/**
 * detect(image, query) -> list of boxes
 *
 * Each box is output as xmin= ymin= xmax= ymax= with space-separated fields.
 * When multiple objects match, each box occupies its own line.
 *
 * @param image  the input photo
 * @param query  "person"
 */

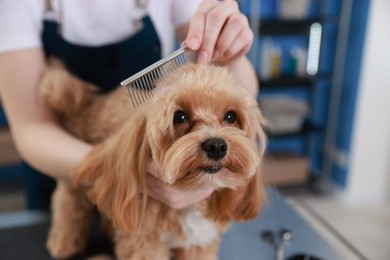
xmin=0 ymin=0 xmax=258 ymax=210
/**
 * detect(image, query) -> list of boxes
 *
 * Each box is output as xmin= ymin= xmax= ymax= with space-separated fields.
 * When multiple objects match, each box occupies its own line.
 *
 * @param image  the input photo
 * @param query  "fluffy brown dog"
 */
xmin=39 ymin=62 xmax=267 ymax=259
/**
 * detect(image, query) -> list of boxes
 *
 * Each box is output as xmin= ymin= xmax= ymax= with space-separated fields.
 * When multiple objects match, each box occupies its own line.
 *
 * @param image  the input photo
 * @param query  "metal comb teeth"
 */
xmin=121 ymin=47 xmax=196 ymax=108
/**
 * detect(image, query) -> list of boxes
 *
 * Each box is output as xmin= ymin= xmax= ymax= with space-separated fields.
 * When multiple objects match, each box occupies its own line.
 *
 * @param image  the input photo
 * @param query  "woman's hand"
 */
xmin=146 ymin=160 xmax=214 ymax=209
xmin=184 ymin=0 xmax=254 ymax=64
xmin=175 ymin=0 xmax=258 ymax=96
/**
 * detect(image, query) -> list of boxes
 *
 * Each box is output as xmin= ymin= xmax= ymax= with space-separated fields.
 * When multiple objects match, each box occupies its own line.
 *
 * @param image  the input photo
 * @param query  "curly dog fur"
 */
xmin=39 ymin=62 xmax=267 ymax=259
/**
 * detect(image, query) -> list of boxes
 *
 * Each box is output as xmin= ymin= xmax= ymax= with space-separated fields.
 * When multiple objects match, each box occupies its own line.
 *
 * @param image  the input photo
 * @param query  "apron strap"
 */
xmin=45 ymin=0 xmax=53 ymax=12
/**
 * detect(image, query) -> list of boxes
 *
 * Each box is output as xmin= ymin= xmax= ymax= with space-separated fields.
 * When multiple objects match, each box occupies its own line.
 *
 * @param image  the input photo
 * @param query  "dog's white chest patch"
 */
xmin=160 ymin=207 xmax=218 ymax=248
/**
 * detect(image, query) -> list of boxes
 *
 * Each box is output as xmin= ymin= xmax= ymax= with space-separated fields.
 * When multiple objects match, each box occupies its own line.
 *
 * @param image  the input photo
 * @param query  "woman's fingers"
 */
xmin=214 ymin=13 xmax=253 ymax=62
xmin=185 ymin=0 xmax=215 ymax=50
xmin=199 ymin=1 xmax=239 ymax=63
xmin=185 ymin=0 xmax=244 ymax=64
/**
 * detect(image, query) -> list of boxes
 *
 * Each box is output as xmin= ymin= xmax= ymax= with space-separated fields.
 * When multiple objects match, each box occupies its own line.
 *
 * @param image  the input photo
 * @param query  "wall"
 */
xmin=329 ymin=0 xmax=370 ymax=187
xmin=342 ymin=0 xmax=390 ymax=204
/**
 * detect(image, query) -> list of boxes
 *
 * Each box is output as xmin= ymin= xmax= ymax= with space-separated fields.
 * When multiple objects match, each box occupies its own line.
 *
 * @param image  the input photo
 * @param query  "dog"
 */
xmin=39 ymin=62 xmax=267 ymax=259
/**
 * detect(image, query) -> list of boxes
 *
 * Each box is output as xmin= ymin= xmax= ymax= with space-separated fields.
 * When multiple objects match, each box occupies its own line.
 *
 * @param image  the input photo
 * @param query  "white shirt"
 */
xmin=0 ymin=0 xmax=201 ymax=57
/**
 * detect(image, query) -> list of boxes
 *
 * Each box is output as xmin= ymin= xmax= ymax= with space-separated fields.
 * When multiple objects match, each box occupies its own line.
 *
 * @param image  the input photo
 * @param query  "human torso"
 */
xmin=0 ymin=0 xmax=201 ymax=56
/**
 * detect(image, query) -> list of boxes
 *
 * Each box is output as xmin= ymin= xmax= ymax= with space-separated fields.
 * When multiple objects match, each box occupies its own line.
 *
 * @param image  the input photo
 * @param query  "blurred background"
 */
xmin=244 ymin=0 xmax=390 ymax=259
xmin=0 ymin=0 xmax=389 ymax=259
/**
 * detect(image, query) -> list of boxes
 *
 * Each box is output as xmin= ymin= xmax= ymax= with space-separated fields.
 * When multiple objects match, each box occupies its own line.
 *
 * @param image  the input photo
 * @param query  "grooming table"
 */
xmin=0 ymin=189 xmax=356 ymax=260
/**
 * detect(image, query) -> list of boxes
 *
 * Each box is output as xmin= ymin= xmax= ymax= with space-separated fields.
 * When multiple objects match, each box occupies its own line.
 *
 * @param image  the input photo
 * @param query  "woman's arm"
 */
xmin=0 ymin=48 xmax=213 ymax=209
xmin=0 ymin=48 xmax=92 ymax=183
xmin=224 ymin=56 xmax=258 ymax=98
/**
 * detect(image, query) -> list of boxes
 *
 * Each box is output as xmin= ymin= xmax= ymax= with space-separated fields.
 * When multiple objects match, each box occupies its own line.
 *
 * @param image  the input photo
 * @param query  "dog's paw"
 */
xmin=46 ymin=231 xmax=85 ymax=259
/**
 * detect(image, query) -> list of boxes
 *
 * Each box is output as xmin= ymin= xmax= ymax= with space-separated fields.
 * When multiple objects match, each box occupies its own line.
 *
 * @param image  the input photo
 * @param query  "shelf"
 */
xmin=267 ymin=129 xmax=308 ymax=139
xmin=259 ymin=18 xmax=321 ymax=35
xmin=265 ymin=121 xmax=324 ymax=139
xmin=263 ymin=152 xmax=309 ymax=186
xmin=260 ymin=76 xmax=315 ymax=88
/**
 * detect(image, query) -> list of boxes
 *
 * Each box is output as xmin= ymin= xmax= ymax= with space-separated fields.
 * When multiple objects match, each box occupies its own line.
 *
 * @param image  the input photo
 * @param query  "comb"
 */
xmin=120 ymin=47 xmax=197 ymax=108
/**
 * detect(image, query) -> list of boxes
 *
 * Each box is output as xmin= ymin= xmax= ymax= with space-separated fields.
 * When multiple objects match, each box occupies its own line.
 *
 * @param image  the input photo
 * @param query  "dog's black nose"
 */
xmin=202 ymin=138 xmax=227 ymax=160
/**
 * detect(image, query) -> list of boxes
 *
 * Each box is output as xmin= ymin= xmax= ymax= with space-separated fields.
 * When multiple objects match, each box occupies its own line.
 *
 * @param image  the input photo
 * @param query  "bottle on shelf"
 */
xmin=270 ymin=46 xmax=282 ymax=78
xmin=259 ymin=37 xmax=282 ymax=80
xmin=288 ymin=47 xmax=308 ymax=78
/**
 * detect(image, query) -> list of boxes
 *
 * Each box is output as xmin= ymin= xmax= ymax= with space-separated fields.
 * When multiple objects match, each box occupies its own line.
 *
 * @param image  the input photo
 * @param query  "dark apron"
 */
xmin=24 ymin=16 xmax=162 ymax=210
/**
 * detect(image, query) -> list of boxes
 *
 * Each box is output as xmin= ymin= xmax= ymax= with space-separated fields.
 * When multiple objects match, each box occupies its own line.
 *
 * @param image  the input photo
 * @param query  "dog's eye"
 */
xmin=224 ymin=111 xmax=236 ymax=124
xmin=173 ymin=110 xmax=188 ymax=124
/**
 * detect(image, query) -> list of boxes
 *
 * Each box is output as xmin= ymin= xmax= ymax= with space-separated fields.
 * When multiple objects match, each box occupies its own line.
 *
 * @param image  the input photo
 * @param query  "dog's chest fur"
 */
xmin=160 ymin=207 xmax=218 ymax=248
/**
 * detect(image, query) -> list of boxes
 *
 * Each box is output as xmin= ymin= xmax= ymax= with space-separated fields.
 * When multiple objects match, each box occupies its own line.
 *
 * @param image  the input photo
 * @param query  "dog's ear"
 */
xmin=242 ymin=101 xmax=268 ymax=159
xmin=73 ymin=112 xmax=149 ymax=235
xmin=208 ymin=167 xmax=264 ymax=222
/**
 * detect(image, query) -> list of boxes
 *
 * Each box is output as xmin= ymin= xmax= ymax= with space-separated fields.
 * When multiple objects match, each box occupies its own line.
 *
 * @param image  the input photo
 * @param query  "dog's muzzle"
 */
xmin=201 ymin=137 xmax=227 ymax=161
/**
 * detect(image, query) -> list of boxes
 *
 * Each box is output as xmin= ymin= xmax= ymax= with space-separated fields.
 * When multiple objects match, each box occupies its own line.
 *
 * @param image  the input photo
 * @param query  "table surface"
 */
xmin=0 ymin=189 xmax=349 ymax=260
